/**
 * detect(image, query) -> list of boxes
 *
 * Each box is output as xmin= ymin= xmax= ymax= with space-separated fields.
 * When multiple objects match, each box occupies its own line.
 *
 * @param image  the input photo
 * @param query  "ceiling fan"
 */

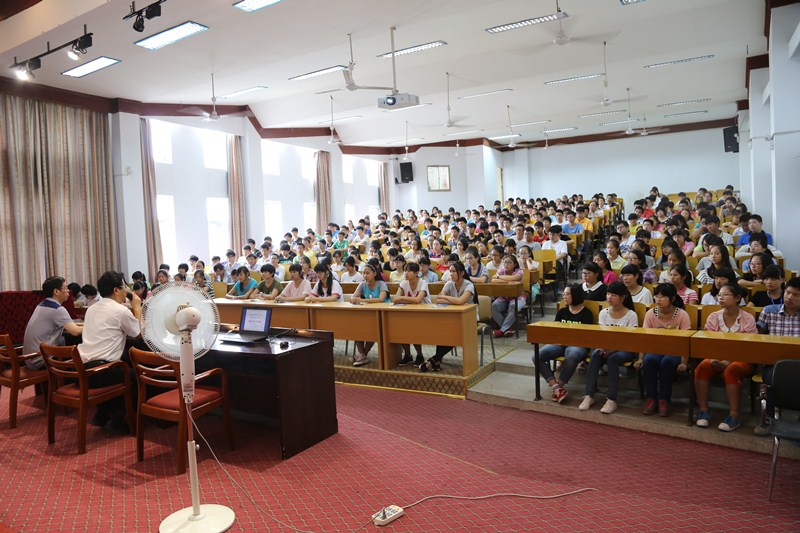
xmin=203 ymin=73 xmax=220 ymax=121
xmin=595 ymin=41 xmax=645 ymax=108
xmin=317 ymin=33 xmax=394 ymax=95
xmin=327 ymin=96 xmax=343 ymax=145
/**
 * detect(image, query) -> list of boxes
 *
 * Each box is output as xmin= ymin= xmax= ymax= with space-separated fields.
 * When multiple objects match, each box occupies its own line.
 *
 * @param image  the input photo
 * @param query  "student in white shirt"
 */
xmin=542 ymin=224 xmax=568 ymax=274
xmin=339 ymin=256 xmax=365 ymax=283
xmin=393 ymin=262 xmax=431 ymax=366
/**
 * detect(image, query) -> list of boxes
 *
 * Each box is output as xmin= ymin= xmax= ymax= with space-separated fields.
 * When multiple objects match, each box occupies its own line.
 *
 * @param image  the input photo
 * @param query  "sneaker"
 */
xmin=414 ymin=354 xmax=425 ymax=366
xmin=398 ymin=354 xmax=414 ymax=366
xmin=658 ymin=399 xmax=671 ymax=417
xmin=754 ymin=421 xmax=771 ymax=436
xmin=696 ymin=411 xmax=711 ymax=428
xmin=600 ymin=399 xmax=617 ymax=414
xmin=578 ymin=395 xmax=595 ymax=411
xmin=552 ymin=386 xmax=568 ymax=404
xmin=353 ymin=355 xmax=369 ymax=367
xmin=718 ymin=416 xmax=742 ymax=432
xmin=503 ymin=329 xmax=515 ymax=338
xmin=642 ymin=398 xmax=657 ymax=415
xmin=493 ymin=329 xmax=504 ymax=338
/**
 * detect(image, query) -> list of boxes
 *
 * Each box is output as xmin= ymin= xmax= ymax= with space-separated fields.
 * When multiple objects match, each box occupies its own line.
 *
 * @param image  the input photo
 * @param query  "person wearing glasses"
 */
xmin=77 ymin=271 xmax=142 ymax=429
xmin=22 ymin=276 xmax=84 ymax=370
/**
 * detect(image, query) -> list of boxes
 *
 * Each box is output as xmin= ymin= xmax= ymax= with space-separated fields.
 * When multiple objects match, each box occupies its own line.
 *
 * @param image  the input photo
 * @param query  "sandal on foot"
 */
xmin=419 ymin=359 xmax=441 ymax=373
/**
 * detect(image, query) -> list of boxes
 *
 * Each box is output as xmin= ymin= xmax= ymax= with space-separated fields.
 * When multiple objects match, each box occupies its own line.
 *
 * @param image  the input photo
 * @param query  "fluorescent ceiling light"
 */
xmin=383 ymin=103 xmax=433 ymax=113
xmin=289 ymin=65 xmax=347 ymax=81
xmin=599 ymin=118 xmax=640 ymax=126
xmin=620 ymin=0 xmax=646 ymax=4
xmin=544 ymin=73 xmax=604 ymax=85
xmin=511 ymin=120 xmax=550 ymax=127
xmin=62 ymin=56 xmax=120 ymax=77
xmin=232 ymin=0 xmax=282 ymax=12
xmin=377 ymin=41 xmax=447 ymax=59
xmin=486 ymin=12 xmax=568 ymax=34
xmin=644 ymin=54 xmax=714 ymax=69
xmin=134 ymin=22 xmax=208 ymax=50
xmin=541 ymin=127 xmax=577 ymax=134
xmin=219 ymin=86 xmax=267 ymax=99
xmin=317 ymin=115 xmax=362 ymax=124
xmin=387 ymin=138 xmax=423 ymax=145
xmin=657 ymin=98 xmax=711 ymax=107
xmin=444 ymin=129 xmax=482 ymax=136
xmin=458 ymin=89 xmax=513 ymax=100
xmin=664 ymin=110 xmax=709 ymax=118
xmin=578 ymin=109 xmax=626 ymax=118
xmin=489 ymin=133 xmax=522 ymax=140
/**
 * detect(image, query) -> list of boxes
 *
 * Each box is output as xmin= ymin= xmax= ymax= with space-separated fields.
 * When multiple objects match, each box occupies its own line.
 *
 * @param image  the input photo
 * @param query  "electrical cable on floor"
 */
xmin=191 ymin=417 xmax=596 ymax=532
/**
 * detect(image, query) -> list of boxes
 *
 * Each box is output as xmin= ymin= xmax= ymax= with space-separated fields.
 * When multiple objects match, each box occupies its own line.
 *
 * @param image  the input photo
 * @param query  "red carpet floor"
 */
xmin=0 ymin=384 xmax=798 ymax=532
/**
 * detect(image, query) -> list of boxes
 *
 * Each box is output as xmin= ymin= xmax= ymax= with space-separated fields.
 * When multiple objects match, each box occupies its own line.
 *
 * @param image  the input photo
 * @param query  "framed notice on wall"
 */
xmin=427 ymin=165 xmax=450 ymax=192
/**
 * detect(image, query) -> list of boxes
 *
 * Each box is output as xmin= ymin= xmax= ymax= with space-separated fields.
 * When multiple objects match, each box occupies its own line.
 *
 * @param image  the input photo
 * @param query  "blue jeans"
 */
xmin=585 ymin=349 xmax=636 ymax=400
xmin=642 ymin=353 xmax=682 ymax=402
xmin=535 ymin=344 xmax=589 ymax=384
xmin=491 ymin=296 xmax=525 ymax=332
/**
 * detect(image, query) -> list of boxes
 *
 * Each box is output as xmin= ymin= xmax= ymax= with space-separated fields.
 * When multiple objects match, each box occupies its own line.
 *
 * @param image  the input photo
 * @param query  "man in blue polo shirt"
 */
xmin=23 ymin=276 xmax=83 ymax=370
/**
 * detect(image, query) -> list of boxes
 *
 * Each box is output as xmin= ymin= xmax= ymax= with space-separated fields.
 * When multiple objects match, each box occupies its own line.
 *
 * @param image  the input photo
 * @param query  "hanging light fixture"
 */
xmin=507 ymin=105 xmax=518 ymax=148
xmin=454 ymin=139 xmax=460 ymax=157
xmin=403 ymin=120 xmax=410 ymax=160
xmin=543 ymin=133 xmax=550 ymax=149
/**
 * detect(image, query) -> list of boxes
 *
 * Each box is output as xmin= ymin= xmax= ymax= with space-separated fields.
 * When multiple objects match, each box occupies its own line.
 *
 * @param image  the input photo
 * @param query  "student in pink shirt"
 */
xmin=637 ymin=283 xmax=692 ymax=417
xmin=669 ymin=264 xmax=698 ymax=305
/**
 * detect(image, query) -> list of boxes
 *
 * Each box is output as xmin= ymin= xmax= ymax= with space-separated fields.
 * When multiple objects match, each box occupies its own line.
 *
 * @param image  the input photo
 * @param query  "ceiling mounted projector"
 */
xmin=378 ymin=92 xmax=419 ymax=110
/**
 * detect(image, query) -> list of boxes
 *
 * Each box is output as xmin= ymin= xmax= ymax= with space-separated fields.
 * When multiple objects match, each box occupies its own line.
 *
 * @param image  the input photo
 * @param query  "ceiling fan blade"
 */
xmin=350 ymin=84 xmax=394 ymax=91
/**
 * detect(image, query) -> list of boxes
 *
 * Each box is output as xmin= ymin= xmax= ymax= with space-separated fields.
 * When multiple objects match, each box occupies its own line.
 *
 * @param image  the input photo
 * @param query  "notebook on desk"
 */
xmin=221 ymin=306 xmax=272 ymax=344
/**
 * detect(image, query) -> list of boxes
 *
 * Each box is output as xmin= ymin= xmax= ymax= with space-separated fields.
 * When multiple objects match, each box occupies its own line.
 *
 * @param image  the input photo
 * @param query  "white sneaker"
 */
xmin=600 ymin=399 xmax=618 ymax=414
xmin=578 ymin=395 xmax=595 ymax=411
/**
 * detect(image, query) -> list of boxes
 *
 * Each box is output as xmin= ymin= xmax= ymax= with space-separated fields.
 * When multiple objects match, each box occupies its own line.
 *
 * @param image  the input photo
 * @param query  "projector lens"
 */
xmin=385 ymin=96 xmax=396 ymax=106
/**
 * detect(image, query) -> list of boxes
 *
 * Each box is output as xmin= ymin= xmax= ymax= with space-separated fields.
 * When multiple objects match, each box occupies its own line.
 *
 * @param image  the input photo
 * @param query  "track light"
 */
xmin=15 ymin=58 xmax=40 ymax=81
xmin=133 ymin=14 xmax=145 ymax=32
xmin=10 ymin=27 xmax=91 ymax=81
xmin=124 ymin=1 xmax=165 ymax=32
xmin=66 ymin=34 xmax=92 ymax=60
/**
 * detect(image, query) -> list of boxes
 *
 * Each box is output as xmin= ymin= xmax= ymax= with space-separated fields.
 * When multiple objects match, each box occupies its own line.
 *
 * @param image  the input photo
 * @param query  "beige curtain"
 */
xmin=315 ymin=151 xmax=331 ymax=233
xmin=379 ymin=161 xmax=390 ymax=214
xmin=0 ymin=94 xmax=118 ymax=290
xmin=139 ymin=118 xmax=162 ymax=280
xmin=227 ymin=135 xmax=246 ymax=251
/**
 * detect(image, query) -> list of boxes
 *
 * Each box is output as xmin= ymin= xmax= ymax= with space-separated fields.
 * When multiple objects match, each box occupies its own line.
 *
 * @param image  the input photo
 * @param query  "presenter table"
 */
xmin=198 ymin=328 xmax=338 ymax=460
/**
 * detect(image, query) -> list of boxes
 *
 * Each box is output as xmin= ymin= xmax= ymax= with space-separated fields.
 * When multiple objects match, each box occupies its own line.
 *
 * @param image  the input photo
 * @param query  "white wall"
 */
xmin=389 ymin=146 xmax=470 ymax=213
xmin=528 ymin=128 xmax=739 ymax=203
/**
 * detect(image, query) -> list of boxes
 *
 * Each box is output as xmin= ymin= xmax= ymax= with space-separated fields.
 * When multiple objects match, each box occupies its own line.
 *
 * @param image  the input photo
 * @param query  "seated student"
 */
xmin=176 ymin=263 xmax=191 ymax=280
xmin=748 ymin=265 xmax=785 ymax=307
xmin=753 ymin=277 xmax=800 ymax=436
xmin=542 ymin=224 xmax=569 ymax=276
xmin=211 ymin=263 xmax=231 ymax=284
xmin=242 ymin=253 xmax=260 ymax=274
xmin=268 ymin=254 xmax=286 ymax=281
xmin=440 ymin=253 xmax=460 ymax=282
xmin=695 ymin=284 xmax=757 ymax=432
xmin=626 ymin=249 xmax=658 ymax=285
xmin=404 ymin=238 xmax=423 ymax=262
xmin=420 ymin=261 xmax=477 ymax=373
xmin=491 ymin=254 xmax=525 ymax=337
xmin=579 ymin=282 xmax=638 ymax=414
xmin=339 ymin=256 xmax=365 ymax=283
xmin=620 ymin=264 xmax=654 ymax=305
xmin=329 ymin=249 xmax=346 ymax=278
xmin=531 ymin=220 xmax=548 ymax=244
xmin=464 ymin=246 xmax=489 ymax=283
xmin=736 ymin=213 xmax=773 ymax=247
xmin=255 ymin=264 xmax=282 ymax=300
xmin=76 ymin=284 xmax=102 ymax=308
xmin=192 ymin=270 xmax=215 ymax=297
xmin=535 ymin=283 xmax=594 ymax=404
xmin=306 ymin=263 xmax=344 ymax=303
xmin=23 ymin=276 xmax=84 ymax=370
xmin=278 ymin=243 xmax=295 ymax=264
xmin=594 ymin=251 xmax=617 ymax=285
xmin=629 ymin=239 xmax=656 ymax=270
xmin=637 ymin=283 xmax=692 ymax=417
xmin=349 ymin=247 xmax=368 ymax=272
xmin=225 ymin=267 xmax=257 ymax=300
xmin=700 ymin=268 xmax=740 ymax=305
xmin=738 ymin=251 xmax=768 ymax=290
xmin=275 ymin=263 xmax=313 ymax=303
xmin=696 ymin=243 xmax=736 ymax=285
xmin=350 ymin=264 xmax=390 ymax=366
xmin=131 ymin=271 xmax=150 ymax=290
xmin=393 ymin=262 xmax=432 ymax=366
xmin=418 ymin=256 xmax=439 ymax=283
xmin=428 ymin=237 xmax=446 ymax=259
xmin=67 ymin=282 xmax=82 ymax=301
xmin=668 ymin=264 xmax=699 ymax=305
xmin=383 ymin=247 xmax=400 ymax=272
xmin=173 ymin=273 xmax=187 ymax=282
xmin=658 ymin=248 xmax=688 ymax=284
xmin=671 ymin=228 xmax=695 ymax=257
xmin=736 ymin=234 xmax=782 ymax=269
xmin=581 ymin=262 xmax=607 ymax=302
xmin=516 ymin=244 xmax=540 ymax=272
xmin=485 ymin=246 xmax=504 ymax=273
xmin=389 ymin=254 xmax=407 ymax=283
xmin=605 ymin=239 xmax=626 ymax=270
xmin=298 ymin=255 xmax=318 ymax=284
xmin=132 ymin=281 xmax=149 ymax=302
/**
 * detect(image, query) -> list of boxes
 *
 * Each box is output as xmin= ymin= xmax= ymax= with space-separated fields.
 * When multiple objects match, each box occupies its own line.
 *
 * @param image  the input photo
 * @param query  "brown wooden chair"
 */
xmin=130 ymin=347 xmax=234 ymax=474
xmin=0 ymin=334 xmax=49 ymax=428
xmin=39 ymin=343 xmax=133 ymax=454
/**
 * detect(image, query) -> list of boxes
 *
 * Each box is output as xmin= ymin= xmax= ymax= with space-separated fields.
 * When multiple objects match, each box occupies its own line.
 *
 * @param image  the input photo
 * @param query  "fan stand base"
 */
xmin=159 ymin=504 xmax=235 ymax=533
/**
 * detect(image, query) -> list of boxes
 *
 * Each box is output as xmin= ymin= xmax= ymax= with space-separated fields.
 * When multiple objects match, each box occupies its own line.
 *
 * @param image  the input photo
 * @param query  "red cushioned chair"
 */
xmin=0 ymin=334 xmax=49 ymax=428
xmin=39 ymin=343 xmax=133 ymax=454
xmin=130 ymin=347 xmax=234 ymax=474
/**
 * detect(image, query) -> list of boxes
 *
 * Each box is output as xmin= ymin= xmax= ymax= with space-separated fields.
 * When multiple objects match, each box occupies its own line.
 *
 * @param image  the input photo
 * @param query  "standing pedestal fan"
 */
xmin=142 ymin=281 xmax=235 ymax=533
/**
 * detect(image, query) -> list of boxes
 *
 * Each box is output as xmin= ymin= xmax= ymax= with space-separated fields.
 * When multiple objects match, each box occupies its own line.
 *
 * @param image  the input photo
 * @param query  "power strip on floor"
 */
xmin=372 ymin=505 xmax=405 ymax=526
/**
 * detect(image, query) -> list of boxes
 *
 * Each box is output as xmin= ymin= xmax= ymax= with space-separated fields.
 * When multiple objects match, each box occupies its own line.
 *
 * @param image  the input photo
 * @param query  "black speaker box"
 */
xmin=723 ymin=126 xmax=739 ymax=153
xmin=399 ymin=162 xmax=414 ymax=183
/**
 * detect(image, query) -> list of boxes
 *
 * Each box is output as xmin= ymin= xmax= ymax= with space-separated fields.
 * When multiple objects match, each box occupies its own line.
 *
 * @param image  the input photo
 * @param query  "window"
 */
xmin=303 ymin=202 xmax=316 ymax=233
xmin=264 ymin=200 xmax=283 ymax=242
xmin=344 ymin=203 xmax=355 ymax=224
xmin=366 ymin=159 xmax=381 ymax=187
xmin=199 ymin=129 xmax=228 ymax=171
xmin=368 ymin=205 xmax=380 ymax=222
xmin=156 ymin=195 xmax=178 ymax=269
xmin=150 ymin=120 xmax=173 ymax=164
xmin=206 ymin=198 xmax=230 ymax=258
xmin=427 ymin=165 xmax=451 ymax=192
xmin=261 ymin=140 xmax=282 ymax=176
xmin=342 ymin=155 xmax=354 ymax=184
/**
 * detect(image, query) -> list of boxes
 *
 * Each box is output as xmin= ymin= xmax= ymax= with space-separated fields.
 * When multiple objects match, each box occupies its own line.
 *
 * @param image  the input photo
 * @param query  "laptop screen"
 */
xmin=239 ymin=307 xmax=272 ymax=334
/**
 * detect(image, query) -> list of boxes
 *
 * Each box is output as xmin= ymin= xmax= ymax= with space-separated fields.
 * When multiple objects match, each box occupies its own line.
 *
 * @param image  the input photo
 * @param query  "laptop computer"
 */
xmin=222 ymin=306 xmax=272 ymax=344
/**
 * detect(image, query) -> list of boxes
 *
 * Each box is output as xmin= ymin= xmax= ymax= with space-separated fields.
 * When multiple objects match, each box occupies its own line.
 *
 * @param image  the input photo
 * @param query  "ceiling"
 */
xmin=0 ymin=0 xmax=767 ymax=147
